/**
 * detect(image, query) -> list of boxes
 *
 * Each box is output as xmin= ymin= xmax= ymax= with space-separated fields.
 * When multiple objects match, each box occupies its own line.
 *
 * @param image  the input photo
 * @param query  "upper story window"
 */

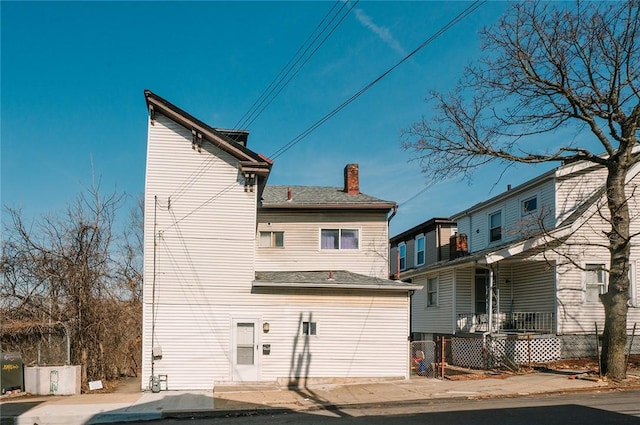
xmin=398 ymin=243 xmax=406 ymax=271
xmin=259 ymin=231 xmax=284 ymax=248
xmin=321 ymin=229 xmax=359 ymax=250
xmin=415 ymin=235 xmax=425 ymax=266
xmin=522 ymin=196 xmax=538 ymax=215
xmin=585 ymin=263 xmax=606 ymax=303
xmin=489 ymin=211 xmax=502 ymax=242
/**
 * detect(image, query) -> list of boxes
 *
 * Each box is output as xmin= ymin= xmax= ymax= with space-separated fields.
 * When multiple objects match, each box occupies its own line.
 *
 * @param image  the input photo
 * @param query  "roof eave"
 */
xmin=260 ymin=202 xmax=396 ymax=210
xmin=253 ymin=281 xmax=422 ymax=291
xmin=144 ymin=90 xmax=272 ymax=169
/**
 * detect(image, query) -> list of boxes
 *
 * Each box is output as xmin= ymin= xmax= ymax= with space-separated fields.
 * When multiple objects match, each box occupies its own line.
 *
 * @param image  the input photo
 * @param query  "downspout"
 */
xmin=409 ymin=290 xmax=414 ymax=340
xmin=387 ymin=204 xmax=398 ymax=224
xmin=151 ymin=195 xmax=157 ymax=379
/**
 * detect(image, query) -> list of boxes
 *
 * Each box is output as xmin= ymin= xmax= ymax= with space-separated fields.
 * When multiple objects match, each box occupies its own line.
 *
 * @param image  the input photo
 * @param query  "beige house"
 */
xmin=141 ymin=91 xmax=419 ymax=390
xmin=392 ymin=155 xmax=639 ymax=360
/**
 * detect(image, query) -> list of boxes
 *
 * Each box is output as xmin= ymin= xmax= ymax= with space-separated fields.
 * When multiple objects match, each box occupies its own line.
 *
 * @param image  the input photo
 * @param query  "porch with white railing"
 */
xmin=456 ymin=312 xmax=555 ymax=334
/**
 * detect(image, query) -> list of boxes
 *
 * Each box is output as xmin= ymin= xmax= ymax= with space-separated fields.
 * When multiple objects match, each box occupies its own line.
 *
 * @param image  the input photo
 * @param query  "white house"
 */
xmin=141 ymin=91 xmax=420 ymax=390
xmin=392 ymin=155 xmax=639 ymax=361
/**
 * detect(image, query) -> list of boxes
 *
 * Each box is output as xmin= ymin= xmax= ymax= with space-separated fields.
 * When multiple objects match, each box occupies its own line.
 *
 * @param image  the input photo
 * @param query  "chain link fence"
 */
xmin=410 ymin=340 xmax=436 ymax=377
xmin=411 ymin=325 xmax=640 ymax=379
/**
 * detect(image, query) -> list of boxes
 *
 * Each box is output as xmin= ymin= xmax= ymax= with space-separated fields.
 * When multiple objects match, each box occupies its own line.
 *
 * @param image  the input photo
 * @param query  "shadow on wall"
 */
xmin=288 ymin=312 xmax=312 ymax=389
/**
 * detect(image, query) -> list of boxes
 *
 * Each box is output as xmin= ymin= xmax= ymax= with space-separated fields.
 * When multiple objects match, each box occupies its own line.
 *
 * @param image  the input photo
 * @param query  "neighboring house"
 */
xmin=393 ymin=157 xmax=639 ymax=356
xmin=389 ymin=218 xmax=458 ymax=279
xmin=141 ymin=91 xmax=420 ymax=390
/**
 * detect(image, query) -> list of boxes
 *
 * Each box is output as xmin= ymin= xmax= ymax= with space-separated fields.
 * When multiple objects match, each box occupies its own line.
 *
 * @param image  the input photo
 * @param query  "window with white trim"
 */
xmin=427 ymin=277 xmax=438 ymax=307
xmin=398 ymin=243 xmax=406 ymax=271
xmin=259 ymin=231 xmax=284 ymax=248
xmin=521 ymin=196 xmax=538 ymax=215
xmin=321 ymin=229 xmax=359 ymax=250
xmin=489 ymin=211 xmax=502 ymax=242
xmin=415 ymin=235 xmax=425 ymax=266
xmin=585 ymin=263 xmax=606 ymax=303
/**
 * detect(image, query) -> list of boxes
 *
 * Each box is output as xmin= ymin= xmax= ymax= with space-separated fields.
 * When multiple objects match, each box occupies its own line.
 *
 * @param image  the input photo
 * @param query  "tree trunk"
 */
xmin=600 ymin=161 xmax=632 ymax=380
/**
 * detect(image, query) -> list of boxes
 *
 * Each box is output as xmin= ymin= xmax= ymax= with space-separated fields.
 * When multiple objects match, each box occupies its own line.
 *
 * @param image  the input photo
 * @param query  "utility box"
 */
xmin=24 ymin=365 xmax=81 ymax=395
xmin=1 ymin=352 xmax=24 ymax=394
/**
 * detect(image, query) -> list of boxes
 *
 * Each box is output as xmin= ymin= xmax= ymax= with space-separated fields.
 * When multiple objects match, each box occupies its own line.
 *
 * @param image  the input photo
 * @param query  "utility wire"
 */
xmin=160 ymin=1 xmax=486 ymax=232
xmin=270 ymin=0 xmax=486 ymax=160
xmin=234 ymin=0 xmax=357 ymax=130
xmin=167 ymin=1 xmax=354 ymax=202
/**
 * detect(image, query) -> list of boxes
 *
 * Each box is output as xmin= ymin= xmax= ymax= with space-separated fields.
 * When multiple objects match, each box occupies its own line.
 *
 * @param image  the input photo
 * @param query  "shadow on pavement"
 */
xmin=86 ymin=392 xmax=216 ymax=424
xmin=99 ymin=402 xmax=640 ymax=425
xmin=0 ymin=399 xmax=47 ymax=425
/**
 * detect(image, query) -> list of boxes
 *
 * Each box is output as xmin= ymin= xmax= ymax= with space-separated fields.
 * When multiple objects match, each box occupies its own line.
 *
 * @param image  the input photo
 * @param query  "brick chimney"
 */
xmin=344 ymin=164 xmax=360 ymax=195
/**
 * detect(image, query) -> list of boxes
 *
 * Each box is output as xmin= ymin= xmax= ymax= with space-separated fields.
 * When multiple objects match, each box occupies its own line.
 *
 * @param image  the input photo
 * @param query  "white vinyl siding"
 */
xmin=142 ymin=114 xmax=258 ymax=389
xmin=505 ymin=261 xmax=556 ymax=313
xmin=256 ymin=210 xmax=390 ymax=279
xmin=454 ymin=179 xmax=554 ymax=253
xmin=143 ymin=113 xmax=410 ymax=388
xmin=412 ymin=270 xmax=455 ymax=335
xmin=555 ymin=165 xmax=608 ymax=225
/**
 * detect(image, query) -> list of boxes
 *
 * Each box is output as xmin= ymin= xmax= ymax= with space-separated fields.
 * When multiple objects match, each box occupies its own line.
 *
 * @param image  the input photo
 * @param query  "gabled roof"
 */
xmin=144 ymin=90 xmax=272 ymax=177
xmin=254 ymin=270 xmax=422 ymax=291
xmin=261 ymin=186 xmax=396 ymax=210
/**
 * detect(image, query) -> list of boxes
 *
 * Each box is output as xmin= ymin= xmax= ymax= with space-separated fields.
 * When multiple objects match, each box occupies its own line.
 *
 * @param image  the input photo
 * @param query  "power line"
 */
xmin=159 ymin=1 xmax=486 ymax=232
xmin=167 ymin=2 xmax=356 ymax=203
xmin=270 ymin=0 xmax=486 ymax=160
xmin=234 ymin=0 xmax=358 ymax=130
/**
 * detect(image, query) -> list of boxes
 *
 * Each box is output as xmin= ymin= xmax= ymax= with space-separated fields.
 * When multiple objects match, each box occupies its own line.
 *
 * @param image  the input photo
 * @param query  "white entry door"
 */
xmin=232 ymin=319 xmax=259 ymax=381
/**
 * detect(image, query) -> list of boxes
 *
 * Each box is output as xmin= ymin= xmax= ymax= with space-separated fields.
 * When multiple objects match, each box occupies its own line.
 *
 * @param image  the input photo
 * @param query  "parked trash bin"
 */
xmin=1 ymin=352 xmax=24 ymax=394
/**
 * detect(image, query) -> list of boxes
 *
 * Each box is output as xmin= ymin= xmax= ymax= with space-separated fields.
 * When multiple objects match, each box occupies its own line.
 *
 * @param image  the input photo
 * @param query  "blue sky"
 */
xmin=2 ymin=1 xmax=557 ymax=236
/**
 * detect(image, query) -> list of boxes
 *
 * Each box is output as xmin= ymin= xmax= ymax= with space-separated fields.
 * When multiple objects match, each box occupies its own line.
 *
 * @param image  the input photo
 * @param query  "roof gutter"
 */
xmin=253 ymin=281 xmax=423 ymax=291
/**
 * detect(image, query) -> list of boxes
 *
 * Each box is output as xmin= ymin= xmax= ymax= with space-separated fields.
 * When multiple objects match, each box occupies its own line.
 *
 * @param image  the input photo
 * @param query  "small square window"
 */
xmin=522 ymin=196 xmax=537 ymax=215
xmin=302 ymin=321 xmax=317 ymax=335
xmin=259 ymin=231 xmax=284 ymax=247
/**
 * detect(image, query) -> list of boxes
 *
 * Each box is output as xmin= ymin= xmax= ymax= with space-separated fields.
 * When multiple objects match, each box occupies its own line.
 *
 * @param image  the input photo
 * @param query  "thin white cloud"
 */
xmin=354 ymin=8 xmax=406 ymax=56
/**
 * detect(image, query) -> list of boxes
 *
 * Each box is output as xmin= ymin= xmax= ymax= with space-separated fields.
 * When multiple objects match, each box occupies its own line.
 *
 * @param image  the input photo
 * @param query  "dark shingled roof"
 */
xmin=261 ymin=186 xmax=395 ymax=209
xmin=254 ymin=270 xmax=421 ymax=291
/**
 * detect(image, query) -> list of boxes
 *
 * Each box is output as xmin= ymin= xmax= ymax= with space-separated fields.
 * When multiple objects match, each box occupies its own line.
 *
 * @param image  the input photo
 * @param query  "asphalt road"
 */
xmin=123 ymin=389 xmax=640 ymax=425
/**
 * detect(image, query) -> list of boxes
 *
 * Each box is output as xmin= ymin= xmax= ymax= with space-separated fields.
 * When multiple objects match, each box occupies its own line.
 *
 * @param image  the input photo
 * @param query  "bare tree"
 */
xmin=1 ymin=186 xmax=143 ymax=387
xmin=401 ymin=1 xmax=639 ymax=380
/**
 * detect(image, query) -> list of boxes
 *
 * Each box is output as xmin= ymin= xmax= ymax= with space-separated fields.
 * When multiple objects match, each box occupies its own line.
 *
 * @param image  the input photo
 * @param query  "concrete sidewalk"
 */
xmin=1 ymin=370 xmax=636 ymax=425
